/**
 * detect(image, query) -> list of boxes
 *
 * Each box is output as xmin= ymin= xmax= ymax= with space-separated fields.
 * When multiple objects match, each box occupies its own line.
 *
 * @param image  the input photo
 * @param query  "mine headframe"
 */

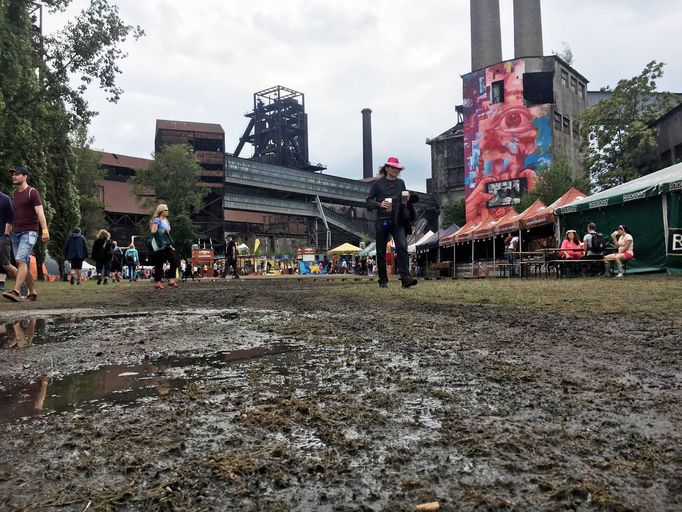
xmin=234 ymin=85 xmax=325 ymax=172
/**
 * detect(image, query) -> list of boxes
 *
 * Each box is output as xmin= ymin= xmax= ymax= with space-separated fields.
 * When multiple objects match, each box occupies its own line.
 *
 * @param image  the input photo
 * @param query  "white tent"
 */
xmin=408 ymin=230 xmax=434 ymax=254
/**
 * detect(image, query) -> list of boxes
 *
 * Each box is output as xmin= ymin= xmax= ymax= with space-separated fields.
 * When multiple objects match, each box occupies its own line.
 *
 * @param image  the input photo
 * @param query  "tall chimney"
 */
xmin=513 ymin=0 xmax=543 ymax=58
xmin=470 ymin=0 xmax=502 ymax=71
xmin=361 ymin=108 xmax=373 ymax=179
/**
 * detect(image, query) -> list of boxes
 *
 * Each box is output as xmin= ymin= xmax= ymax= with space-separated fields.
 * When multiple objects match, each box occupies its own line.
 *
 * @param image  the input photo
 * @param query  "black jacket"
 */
xmin=92 ymin=238 xmax=114 ymax=264
xmin=366 ymin=177 xmax=418 ymax=235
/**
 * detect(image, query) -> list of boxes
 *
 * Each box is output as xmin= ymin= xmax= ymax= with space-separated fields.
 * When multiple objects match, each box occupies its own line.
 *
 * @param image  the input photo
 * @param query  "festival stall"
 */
xmin=554 ymin=164 xmax=682 ymax=274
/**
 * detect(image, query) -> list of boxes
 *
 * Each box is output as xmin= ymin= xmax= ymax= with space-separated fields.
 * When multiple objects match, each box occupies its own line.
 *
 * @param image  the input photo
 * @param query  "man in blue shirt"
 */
xmin=0 ymin=189 xmax=17 ymax=291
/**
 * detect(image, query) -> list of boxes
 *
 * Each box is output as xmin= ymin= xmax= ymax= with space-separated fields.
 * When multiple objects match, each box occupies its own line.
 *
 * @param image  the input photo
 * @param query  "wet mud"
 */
xmin=0 ymin=280 xmax=680 ymax=511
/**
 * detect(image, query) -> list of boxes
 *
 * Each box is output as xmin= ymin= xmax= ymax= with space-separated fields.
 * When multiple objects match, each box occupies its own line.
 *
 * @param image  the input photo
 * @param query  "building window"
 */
xmin=554 ymin=112 xmax=562 ymax=130
xmin=563 ymin=116 xmax=571 ymax=133
xmin=578 ymin=82 xmax=586 ymax=100
xmin=561 ymin=70 xmax=569 ymax=87
xmin=491 ymin=80 xmax=504 ymax=104
xmin=572 ymin=120 xmax=580 ymax=140
xmin=570 ymin=76 xmax=577 ymax=94
xmin=523 ymin=72 xmax=554 ymax=105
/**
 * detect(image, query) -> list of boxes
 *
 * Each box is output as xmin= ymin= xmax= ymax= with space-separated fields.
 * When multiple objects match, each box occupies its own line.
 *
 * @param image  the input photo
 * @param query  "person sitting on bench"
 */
xmin=604 ymin=225 xmax=634 ymax=278
xmin=580 ymin=222 xmax=605 ymax=275
xmin=560 ymin=230 xmax=583 ymax=260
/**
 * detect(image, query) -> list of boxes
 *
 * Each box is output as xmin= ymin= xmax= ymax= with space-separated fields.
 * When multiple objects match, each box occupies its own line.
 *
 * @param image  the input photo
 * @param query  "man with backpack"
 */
xmin=581 ymin=222 xmax=605 ymax=276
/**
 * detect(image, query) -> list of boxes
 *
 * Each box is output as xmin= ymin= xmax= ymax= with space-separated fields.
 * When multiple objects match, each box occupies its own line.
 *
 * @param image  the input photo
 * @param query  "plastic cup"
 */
xmin=385 ymin=198 xmax=392 ymax=211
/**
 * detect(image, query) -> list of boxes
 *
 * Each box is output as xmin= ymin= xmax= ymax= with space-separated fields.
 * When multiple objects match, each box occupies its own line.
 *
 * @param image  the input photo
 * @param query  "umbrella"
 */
xmin=328 ymin=242 xmax=362 ymax=254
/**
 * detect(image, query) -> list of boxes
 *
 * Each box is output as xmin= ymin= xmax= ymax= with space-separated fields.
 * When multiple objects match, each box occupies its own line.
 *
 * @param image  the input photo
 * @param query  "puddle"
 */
xmin=0 ymin=308 xmax=302 ymax=423
xmin=0 ymin=344 xmax=295 ymax=423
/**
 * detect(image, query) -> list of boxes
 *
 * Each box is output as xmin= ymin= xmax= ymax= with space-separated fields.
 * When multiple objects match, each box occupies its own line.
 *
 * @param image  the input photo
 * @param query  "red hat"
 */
xmin=384 ymin=156 xmax=404 ymax=170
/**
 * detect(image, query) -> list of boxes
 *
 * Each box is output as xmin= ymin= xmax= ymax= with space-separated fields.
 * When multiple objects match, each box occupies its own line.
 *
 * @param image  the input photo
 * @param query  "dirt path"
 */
xmin=0 ymin=278 xmax=680 ymax=511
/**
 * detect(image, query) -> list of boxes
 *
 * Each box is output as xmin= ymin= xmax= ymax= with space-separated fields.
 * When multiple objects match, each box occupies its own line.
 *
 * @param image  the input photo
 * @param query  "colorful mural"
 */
xmin=463 ymin=59 xmax=552 ymax=223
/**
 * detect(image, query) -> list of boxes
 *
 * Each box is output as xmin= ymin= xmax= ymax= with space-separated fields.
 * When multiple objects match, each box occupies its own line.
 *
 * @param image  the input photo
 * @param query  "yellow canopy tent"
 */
xmin=328 ymin=242 xmax=362 ymax=254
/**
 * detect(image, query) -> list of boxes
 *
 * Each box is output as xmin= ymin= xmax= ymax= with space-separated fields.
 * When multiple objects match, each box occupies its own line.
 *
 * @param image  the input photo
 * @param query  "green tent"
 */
xmin=554 ymin=163 xmax=682 ymax=274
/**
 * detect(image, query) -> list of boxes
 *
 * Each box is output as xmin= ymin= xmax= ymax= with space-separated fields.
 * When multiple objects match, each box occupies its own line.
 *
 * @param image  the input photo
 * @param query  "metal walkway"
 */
xmin=224 ymin=156 xmax=438 ymax=209
xmin=223 ymin=193 xmax=369 ymax=239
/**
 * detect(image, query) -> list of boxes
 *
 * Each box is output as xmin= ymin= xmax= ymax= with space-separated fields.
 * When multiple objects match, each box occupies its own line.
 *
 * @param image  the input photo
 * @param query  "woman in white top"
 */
xmin=604 ymin=225 xmax=634 ymax=277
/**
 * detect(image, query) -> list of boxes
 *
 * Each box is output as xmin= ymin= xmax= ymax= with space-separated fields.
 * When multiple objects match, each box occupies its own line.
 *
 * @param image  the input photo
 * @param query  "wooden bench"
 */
xmin=546 ymin=258 xmax=605 ymax=278
xmin=430 ymin=261 xmax=453 ymax=277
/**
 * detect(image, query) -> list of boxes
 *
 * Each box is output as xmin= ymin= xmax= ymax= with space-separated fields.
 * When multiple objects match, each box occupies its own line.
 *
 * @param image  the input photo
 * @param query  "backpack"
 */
xmin=125 ymin=251 xmax=136 ymax=265
xmin=589 ymin=232 xmax=605 ymax=254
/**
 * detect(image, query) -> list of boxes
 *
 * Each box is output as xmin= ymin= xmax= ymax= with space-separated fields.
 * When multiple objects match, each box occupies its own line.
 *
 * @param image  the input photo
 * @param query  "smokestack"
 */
xmin=470 ymin=0 xmax=502 ymax=71
xmin=514 ymin=0 xmax=543 ymax=58
xmin=361 ymin=108 xmax=373 ymax=179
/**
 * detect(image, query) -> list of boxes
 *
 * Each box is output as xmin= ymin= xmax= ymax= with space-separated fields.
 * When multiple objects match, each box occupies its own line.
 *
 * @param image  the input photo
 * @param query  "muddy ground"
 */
xmin=0 ymin=278 xmax=680 ymax=511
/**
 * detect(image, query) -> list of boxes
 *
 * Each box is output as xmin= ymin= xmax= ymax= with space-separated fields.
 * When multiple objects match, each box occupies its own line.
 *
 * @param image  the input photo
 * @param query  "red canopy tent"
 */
xmin=494 ymin=208 xmax=525 ymax=235
xmin=517 ymin=199 xmax=549 ymax=229
xmin=455 ymin=216 xmax=488 ymax=243
xmin=523 ymin=188 xmax=587 ymax=229
xmin=472 ymin=214 xmax=502 ymax=240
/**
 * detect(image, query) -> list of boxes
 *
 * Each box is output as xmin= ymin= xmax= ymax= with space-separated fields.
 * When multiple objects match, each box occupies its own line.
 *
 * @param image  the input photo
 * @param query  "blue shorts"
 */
xmin=11 ymin=231 xmax=38 ymax=265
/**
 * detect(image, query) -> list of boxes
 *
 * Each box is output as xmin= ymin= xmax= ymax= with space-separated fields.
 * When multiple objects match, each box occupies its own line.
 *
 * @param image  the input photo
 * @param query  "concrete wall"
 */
xmin=550 ymin=57 xmax=588 ymax=174
xmin=427 ymin=130 xmax=465 ymax=207
xmin=470 ymin=0 xmax=502 ymax=71
xmin=655 ymin=106 xmax=682 ymax=167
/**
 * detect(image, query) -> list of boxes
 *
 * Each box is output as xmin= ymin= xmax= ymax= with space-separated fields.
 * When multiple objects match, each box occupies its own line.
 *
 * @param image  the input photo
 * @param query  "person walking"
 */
xmin=124 ymin=243 xmax=139 ymax=282
xmin=2 ymin=166 xmax=49 ymax=302
xmin=110 ymin=241 xmax=123 ymax=282
xmin=92 ymin=229 xmax=114 ymax=285
xmin=225 ymin=235 xmax=239 ymax=279
xmin=149 ymin=204 xmax=177 ymax=290
xmin=366 ymin=157 xmax=418 ymax=289
xmin=63 ymin=227 xmax=88 ymax=285
xmin=0 ymin=188 xmax=17 ymax=292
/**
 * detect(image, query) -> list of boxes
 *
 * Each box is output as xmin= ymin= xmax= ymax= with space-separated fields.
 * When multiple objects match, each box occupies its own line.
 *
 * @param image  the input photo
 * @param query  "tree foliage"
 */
xmin=0 ymin=1 xmax=142 ymax=276
xmin=516 ymin=153 xmax=590 ymax=212
xmin=133 ymin=144 xmax=208 ymax=258
xmin=441 ymin=198 xmax=466 ymax=228
xmin=133 ymin=144 xmax=207 ymax=214
xmin=579 ymin=61 xmax=679 ymax=190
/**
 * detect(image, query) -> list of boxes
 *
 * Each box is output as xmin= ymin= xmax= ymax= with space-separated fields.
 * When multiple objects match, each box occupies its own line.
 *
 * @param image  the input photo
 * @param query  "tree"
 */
xmin=133 ymin=144 xmax=208 ymax=257
xmin=553 ymin=41 xmax=574 ymax=66
xmin=516 ymin=153 xmax=590 ymax=212
xmin=579 ymin=61 xmax=679 ymax=190
xmin=1 ymin=1 xmax=142 ymax=277
xmin=441 ymin=198 xmax=466 ymax=228
xmin=71 ymin=125 xmax=105 ymax=240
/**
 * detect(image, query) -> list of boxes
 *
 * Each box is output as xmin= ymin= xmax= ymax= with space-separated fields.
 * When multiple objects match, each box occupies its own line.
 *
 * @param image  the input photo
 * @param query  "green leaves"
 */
xmin=133 ymin=144 xmax=208 ymax=215
xmin=132 ymin=145 xmax=208 ymax=258
xmin=579 ymin=61 xmax=679 ymax=190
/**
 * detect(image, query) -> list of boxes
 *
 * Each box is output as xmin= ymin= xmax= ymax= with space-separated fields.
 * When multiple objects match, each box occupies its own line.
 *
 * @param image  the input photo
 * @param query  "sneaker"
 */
xmin=155 ymin=282 xmax=164 ymax=290
xmin=70 ymin=275 xmax=75 ymax=285
xmin=378 ymin=281 xmax=388 ymax=288
xmin=168 ymin=281 xmax=178 ymax=288
xmin=23 ymin=293 xmax=37 ymax=302
xmin=97 ymin=277 xmax=102 ymax=285
xmin=103 ymin=278 xmax=108 ymax=285
xmin=616 ymin=272 xmax=624 ymax=278
xmin=401 ymin=277 xmax=418 ymax=288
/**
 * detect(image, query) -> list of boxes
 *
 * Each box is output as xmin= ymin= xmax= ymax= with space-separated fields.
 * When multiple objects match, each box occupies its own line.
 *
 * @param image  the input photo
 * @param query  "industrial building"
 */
xmin=97 ymin=86 xmax=439 ymax=254
xmin=428 ymin=0 xmax=589 ymax=222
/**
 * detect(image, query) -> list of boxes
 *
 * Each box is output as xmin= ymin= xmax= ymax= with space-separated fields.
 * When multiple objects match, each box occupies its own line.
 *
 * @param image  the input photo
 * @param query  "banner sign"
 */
xmin=668 ymin=228 xmax=682 ymax=255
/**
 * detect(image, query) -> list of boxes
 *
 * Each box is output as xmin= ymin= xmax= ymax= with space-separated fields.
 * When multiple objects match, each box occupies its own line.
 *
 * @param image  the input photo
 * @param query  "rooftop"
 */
xmin=156 ymin=119 xmax=225 ymax=134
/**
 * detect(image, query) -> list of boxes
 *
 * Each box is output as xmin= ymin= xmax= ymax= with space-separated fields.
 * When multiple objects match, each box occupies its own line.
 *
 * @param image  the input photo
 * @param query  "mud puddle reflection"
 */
xmin=0 ymin=344 xmax=294 ymax=423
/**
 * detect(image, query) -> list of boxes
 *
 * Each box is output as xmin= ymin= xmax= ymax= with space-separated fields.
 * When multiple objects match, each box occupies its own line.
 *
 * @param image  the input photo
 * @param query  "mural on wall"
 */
xmin=463 ymin=59 xmax=552 ymax=223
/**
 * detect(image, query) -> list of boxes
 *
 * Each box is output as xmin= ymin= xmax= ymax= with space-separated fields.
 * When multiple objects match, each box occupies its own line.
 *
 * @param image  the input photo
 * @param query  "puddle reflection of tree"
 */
xmin=0 ymin=318 xmax=44 ymax=348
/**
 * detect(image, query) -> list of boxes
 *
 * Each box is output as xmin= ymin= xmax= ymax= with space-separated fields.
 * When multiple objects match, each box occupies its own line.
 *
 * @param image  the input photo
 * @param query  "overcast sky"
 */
xmin=48 ymin=0 xmax=681 ymax=192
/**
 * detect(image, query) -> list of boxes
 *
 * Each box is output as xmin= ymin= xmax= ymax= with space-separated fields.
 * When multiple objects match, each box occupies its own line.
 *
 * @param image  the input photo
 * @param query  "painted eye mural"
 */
xmin=463 ymin=59 xmax=552 ymax=223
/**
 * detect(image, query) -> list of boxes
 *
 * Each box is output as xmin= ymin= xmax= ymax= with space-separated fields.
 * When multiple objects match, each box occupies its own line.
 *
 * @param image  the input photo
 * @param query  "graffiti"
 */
xmin=463 ymin=59 xmax=552 ymax=223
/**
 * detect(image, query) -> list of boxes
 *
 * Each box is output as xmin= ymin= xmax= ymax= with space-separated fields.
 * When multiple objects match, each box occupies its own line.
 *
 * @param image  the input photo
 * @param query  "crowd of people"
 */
xmin=0 ymin=161 xmax=641 ymax=302
xmin=555 ymin=222 xmax=635 ymax=277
